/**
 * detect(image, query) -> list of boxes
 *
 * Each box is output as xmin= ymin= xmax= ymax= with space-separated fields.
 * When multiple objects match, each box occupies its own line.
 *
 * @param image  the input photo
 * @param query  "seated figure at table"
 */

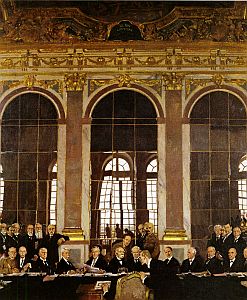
xmin=17 ymin=246 xmax=31 ymax=272
xmin=31 ymin=247 xmax=53 ymax=274
xmin=85 ymin=245 xmax=108 ymax=271
xmin=126 ymin=245 xmax=143 ymax=272
xmin=203 ymin=246 xmax=223 ymax=274
xmin=163 ymin=246 xmax=180 ymax=277
xmin=242 ymin=247 xmax=247 ymax=272
xmin=56 ymin=248 xmax=76 ymax=274
xmin=0 ymin=246 xmax=19 ymax=274
xmin=180 ymin=247 xmax=204 ymax=273
xmin=107 ymin=246 xmax=128 ymax=273
xmin=223 ymin=247 xmax=243 ymax=273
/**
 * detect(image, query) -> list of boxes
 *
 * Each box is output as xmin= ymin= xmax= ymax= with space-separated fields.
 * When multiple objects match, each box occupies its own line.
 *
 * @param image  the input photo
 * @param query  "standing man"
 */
xmin=111 ymin=233 xmax=133 ymax=260
xmin=142 ymin=222 xmax=160 ymax=259
xmin=21 ymin=224 xmax=36 ymax=259
xmin=40 ymin=224 xmax=69 ymax=268
xmin=232 ymin=226 xmax=246 ymax=259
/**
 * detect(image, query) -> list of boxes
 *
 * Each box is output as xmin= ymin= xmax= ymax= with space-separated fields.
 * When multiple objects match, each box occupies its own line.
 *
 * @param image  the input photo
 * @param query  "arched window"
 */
xmin=90 ymin=89 xmax=158 ymax=247
xmin=0 ymin=165 xmax=4 ymax=218
xmin=49 ymin=163 xmax=57 ymax=225
xmin=146 ymin=158 xmax=158 ymax=234
xmin=99 ymin=156 xmax=134 ymax=239
xmin=238 ymin=157 xmax=247 ymax=218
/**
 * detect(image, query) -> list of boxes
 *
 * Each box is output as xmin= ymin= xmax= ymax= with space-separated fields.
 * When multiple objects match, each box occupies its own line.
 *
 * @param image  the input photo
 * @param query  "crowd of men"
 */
xmin=0 ymin=222 xmax=69 ymax=274
xmin=0 ymin=220 xmax=247 ymax=299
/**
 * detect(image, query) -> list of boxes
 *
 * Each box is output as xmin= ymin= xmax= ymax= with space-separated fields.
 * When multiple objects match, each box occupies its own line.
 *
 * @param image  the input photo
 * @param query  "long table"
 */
xmin=0 ymin=273 xmax=247 ymax=300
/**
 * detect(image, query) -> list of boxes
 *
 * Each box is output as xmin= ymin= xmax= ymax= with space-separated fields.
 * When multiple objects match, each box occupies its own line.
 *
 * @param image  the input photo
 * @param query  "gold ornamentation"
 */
xmin=89 ymin=75 xmax=162 ymax=94
xmin=4 ymin=75 xmax=63 ymax=93
xmin=163 ymin=229 xmax=188 ymax=241
xmin=163 ymin=73 xmax=183 ymax=90
xmin=186 ymin=75 xmax=247 ymax=96
xmin=62 ymin=228 xmax=85 ymax=241
xmin=64 ymin=73 xmax=86 ymax=91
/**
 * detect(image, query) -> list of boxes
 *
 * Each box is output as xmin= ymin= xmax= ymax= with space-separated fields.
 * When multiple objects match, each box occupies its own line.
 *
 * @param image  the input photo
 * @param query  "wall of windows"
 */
xmin=0 ymin=93 xmax=58 ymax=225
xmin=90 ymin=89 xmax=158 ymax=248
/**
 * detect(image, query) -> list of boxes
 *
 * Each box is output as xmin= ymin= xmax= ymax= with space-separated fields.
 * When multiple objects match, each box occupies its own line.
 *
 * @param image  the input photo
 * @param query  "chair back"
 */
xmin=114 ymin=272 xmax=148 ymax=300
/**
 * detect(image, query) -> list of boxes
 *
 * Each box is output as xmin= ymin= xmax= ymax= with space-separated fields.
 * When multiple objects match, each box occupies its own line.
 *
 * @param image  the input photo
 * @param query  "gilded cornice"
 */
xmin=0 ymin=75 xmax=63 ymax=95
xmin=89 ymin=74 xmax=162 ymax=95
xmin=1 ymin=48 xmax=247 ymax=74
xmin=185 ymin=74 xmax=247 ymax=97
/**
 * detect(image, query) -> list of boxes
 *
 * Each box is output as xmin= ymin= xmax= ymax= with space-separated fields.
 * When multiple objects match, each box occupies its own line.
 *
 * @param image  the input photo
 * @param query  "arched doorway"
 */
xmin=90 ymin=89 xmax=158 ymax=252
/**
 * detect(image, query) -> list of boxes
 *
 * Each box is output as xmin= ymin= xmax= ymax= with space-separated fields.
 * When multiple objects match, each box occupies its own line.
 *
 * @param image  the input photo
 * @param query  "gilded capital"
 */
xmin=163 ymin=73 xmax=183 ymax=90
xmin=64 ymin=73 xmax=86 ymax=91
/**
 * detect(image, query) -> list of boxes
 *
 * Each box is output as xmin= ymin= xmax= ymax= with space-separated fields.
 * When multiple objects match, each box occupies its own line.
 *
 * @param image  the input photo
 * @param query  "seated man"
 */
xmin=163 ymin=246 xmax=180 ymax=276
xmin=203 ymin=246 xmax=223 ymax=274
xmin=31 ymin=247 xmax=53 ymax=274
xmin=180 ymin=247 xmax=204 ymax=273
xmin=107 ymin=246 xmax=128 ymax=273
xmin=0 ymin=246 xmax=19 ymax=274
xmin=85 ymin=245 xmax=108 ymax=271
xmin=126 ymin=245 xmax=143 ymax=272
xmin=56 ymin=248 xmax=76 ymax=274
xmin=17 ymin=246 xmax=31 ymax=272
xmin=223 ymin=247 xmax=243 ymax=273
xmin=242 ymin=247 xmax=247 ymax=272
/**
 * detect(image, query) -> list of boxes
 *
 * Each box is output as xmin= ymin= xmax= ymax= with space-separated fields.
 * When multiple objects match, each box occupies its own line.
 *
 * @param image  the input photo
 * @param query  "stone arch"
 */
xmin=85 ymin=83 xmax=164 ymax=120
xmin=183 ymin=84 xmax=247 ymax=121
xmin=0 ymin=87 xmax=65 ymax=123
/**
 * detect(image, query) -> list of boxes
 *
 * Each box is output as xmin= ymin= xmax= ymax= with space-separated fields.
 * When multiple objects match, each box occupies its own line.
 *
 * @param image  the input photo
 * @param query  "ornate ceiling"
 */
xmin=0 ymin=0 xmax=244 ymax=43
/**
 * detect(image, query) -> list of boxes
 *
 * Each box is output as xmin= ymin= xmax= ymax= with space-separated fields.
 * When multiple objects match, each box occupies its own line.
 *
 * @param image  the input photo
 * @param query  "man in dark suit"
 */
xmin=31 ymin=247 xmax=53 ymax=273
xmin=12 ymin=223 xmax=23 ymax=250
xmin=207 ymin=224 xmax=223 ymax=253
xmin=242 ymin=247 xmax=247 ymax=272
xmin=56 ymin=248 xmax=76 ymax=274
xmin=139 ymin=250 xmax=166 ymax=300
xmin=232 ymin=226 xmax=246 ymax=259
xmin=126 ymin=245 xmax=143 ymax=272
xmin=20 ymin=224 xmax=36 ymax=259
xmin=180 ymin=247 xmax=204 ymax=273
xmin=203 ymin=246 xmax=223 ymax=274
xmin=221 ymin=223 xmax=234 ymax=260
xmin=0 ymin=223 xmax=15 ymax=254
xmin=163 ymin=246 xmax=180 ymax=276
xmin=40 ymin=224 xmax=69 ymax=268
xmin=107 ymin=246 xmax=128 ymax=273
xmin=17 ymin=246 xmax=31 ymax=272
xmin=223 ymin=247 xmax=243 ymax=273
xmin=85 ymin=245 xmax=108 ymax=271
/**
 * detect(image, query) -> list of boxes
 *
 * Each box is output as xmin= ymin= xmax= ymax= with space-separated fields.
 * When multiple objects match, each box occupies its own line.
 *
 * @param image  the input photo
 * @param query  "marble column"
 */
xmin=63 ymin=73 xmax=86 ymax=240
xmin=163 ymin=88 xmax=187 ymax=241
